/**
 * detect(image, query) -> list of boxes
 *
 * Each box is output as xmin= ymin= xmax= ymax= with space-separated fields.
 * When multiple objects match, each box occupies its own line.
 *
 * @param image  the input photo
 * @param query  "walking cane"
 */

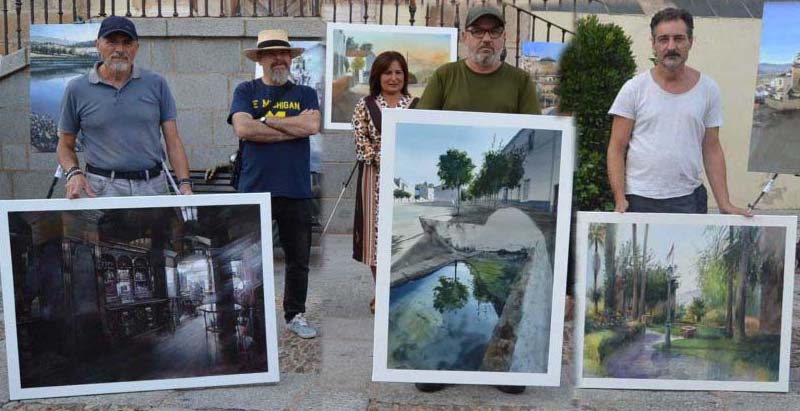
xmin=46 ymin=165 xmax=64 ymax=199
xmin=321 ymin=161 xmax=359 ymax=238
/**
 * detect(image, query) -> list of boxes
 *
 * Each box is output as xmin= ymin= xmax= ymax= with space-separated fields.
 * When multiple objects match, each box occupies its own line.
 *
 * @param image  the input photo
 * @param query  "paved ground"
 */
xmin=1 ymin=234 xmax=800 ymax=410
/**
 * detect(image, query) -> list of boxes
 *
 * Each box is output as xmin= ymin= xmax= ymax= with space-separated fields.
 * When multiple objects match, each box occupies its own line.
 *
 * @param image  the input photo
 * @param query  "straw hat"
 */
xmin=244 ymin=29 xmax=304 ymax=62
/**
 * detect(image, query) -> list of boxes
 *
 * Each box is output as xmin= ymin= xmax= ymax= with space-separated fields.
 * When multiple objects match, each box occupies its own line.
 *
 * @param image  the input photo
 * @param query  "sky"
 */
xmin=759 ymin=2 xmax=800 ymax=64
xmin=585 ymin=223 xmax=712 ymax=306
xmin=393 ymin=123 xmax=521 ymax=187
xmin=31 ymin=23 xmax=101 ymax=43
xmin=521 ymin=42 xmax=567 ymax=60
xmin=338 ymin=30 xmax=453 ymax=53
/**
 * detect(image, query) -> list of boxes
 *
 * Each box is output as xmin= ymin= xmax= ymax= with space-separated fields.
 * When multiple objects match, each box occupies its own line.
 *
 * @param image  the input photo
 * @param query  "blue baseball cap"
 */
xmin=97 ymin=16 xmax=138 ymax=40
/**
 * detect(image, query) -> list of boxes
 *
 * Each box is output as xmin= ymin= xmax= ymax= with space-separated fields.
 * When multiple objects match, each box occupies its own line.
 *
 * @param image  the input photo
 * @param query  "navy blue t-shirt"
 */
xmin=228 ymin=80 xmax=319 ymax=198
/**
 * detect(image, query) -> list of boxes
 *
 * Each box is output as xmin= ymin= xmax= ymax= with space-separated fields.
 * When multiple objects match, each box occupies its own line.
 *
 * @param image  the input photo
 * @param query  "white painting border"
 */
xmin=323 ymin=23 xmax=458 ymax=130
xmin=0 ymin=193 xmax=280 ymax=400
xmin=372 ymin=109 xmax=575 ymax=386
xmin=574 ymin=212 xmax=797 ymax=392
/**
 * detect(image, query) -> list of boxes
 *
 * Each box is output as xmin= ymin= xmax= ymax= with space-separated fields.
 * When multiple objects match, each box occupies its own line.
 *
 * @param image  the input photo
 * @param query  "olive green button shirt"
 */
xmin=416 ymin=59 xmax=541 ymax=114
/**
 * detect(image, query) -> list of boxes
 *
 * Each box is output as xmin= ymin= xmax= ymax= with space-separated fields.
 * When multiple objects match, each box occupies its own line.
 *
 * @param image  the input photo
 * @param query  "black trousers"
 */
xmin=272 ymin=197 xmax=312 ymax=322
xmin=627 ymin=185 xmax=708 ymax=214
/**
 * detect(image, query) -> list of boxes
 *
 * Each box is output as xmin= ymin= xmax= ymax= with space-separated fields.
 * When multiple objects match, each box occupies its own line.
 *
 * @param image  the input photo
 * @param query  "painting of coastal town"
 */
xmin=372 ymin=110 xmax=574 ymax=386
xmin=324 ymin=24 xmax=457 ymax=130
xmin=29 ymin=24 xmax=99 ymax=152
xmin=520 ymin=42 xmax=566 ymax=115
xmin=748 ymin=1 xmax=800 ymax=173
xmin=576 ymin=212 xmax=796 ymax=392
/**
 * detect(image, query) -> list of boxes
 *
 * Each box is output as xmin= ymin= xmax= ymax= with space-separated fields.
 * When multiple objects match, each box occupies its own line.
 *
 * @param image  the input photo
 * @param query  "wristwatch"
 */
xmin=178 ymin=178 xmax=193 ymax=189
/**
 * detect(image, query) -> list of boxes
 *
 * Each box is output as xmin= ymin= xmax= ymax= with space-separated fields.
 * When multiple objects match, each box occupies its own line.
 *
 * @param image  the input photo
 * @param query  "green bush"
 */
xmin=583 ymin=321 xmax=644 ymax=376
xmin=558 ymin=15 xmax=636 ymax=211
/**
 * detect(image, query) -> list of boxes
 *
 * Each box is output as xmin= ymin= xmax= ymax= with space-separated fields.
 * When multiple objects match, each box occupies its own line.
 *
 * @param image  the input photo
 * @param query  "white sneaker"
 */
xmin=287 ymin=313 xmax=317 ymax=339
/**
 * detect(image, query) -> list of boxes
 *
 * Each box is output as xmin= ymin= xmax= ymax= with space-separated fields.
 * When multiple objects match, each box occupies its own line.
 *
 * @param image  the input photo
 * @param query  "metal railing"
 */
xmin=2 ymin=0 xmax=573 ymax=57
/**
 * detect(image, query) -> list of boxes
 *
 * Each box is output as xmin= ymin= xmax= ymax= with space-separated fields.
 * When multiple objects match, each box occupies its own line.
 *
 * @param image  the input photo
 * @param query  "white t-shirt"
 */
xmin=608 ymin=70 xmax=723 ymax=199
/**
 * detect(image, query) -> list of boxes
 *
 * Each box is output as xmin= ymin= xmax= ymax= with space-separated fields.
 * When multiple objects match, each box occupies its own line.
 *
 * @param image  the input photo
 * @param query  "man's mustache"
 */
xmin=664 ymin=51 xmax=681 ymax=58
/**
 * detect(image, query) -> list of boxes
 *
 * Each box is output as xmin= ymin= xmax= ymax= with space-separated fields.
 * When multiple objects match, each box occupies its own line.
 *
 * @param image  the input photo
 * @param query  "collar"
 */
xmin=88 ymin=61 xmax=141 ymax=85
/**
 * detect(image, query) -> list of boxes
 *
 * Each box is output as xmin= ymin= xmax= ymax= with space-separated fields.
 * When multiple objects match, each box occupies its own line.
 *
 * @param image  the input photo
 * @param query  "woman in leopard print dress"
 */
xmin=352 ymin=51 xmax=416 ymax=313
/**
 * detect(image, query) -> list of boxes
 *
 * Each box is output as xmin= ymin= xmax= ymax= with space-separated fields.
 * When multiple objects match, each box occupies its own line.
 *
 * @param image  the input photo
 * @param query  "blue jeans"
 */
xmin=626 ymin=185 xmax=708 ymax=214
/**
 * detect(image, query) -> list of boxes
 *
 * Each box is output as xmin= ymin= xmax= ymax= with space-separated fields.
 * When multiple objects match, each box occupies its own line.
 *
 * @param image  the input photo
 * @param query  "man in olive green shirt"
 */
xmin=414 ymin=5 xmax=536 ymax=396
xmin=417 ymin=5 xmax=540 ymax=114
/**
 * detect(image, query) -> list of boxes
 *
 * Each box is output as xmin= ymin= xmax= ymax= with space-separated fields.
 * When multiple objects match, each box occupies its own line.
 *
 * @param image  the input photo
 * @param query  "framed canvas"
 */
xmin=747 ymin=1 xmax=800 ymax=173
xmin=520 ymin=41 xmax=567 ymax=115
xmin=324 ymin=23 xmax=458 ymax=130
xmin=29 ymin=23 xmax=100 ymax=153
xmin=0 ymin=193 xmax=279 ymax=399
xmin=372 ymin=109 xmax=575 ymax=386
xmin=575 ymin=212 xmax=796 ymax=392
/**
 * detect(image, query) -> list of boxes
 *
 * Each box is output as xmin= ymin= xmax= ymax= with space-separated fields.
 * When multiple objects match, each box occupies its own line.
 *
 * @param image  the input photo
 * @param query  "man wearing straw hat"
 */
xmin=57 ymin=16 xmax=193 ymax=198
xmin=229 ymin=29 xmax=321 ymax=339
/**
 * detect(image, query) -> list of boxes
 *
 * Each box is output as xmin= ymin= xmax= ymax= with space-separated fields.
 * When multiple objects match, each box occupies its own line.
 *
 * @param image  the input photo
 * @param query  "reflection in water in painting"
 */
xmin=387 ymin=256 xmax=525 ymax=371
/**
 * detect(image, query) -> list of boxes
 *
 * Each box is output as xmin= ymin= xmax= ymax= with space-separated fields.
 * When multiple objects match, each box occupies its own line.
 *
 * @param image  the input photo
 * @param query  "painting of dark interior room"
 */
xmin=8 ymin=203 xmax=269 ymax=388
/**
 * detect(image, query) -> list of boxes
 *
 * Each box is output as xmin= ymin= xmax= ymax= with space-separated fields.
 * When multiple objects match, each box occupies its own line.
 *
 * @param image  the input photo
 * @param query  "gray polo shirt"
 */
xmin=58 ymin=62 xmax=177 ymax=171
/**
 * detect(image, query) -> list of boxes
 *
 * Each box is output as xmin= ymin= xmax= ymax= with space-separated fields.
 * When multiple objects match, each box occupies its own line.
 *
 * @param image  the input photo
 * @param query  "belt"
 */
xmin=86 ymin=163 xmax=162 ymax=180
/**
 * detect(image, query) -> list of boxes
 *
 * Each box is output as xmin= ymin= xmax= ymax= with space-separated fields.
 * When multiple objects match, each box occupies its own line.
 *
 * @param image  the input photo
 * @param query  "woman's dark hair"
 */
xmin=368 ymin=51 xmax=409 ymax=97
xmin=650 ymin=7 xmax=694 ymax=39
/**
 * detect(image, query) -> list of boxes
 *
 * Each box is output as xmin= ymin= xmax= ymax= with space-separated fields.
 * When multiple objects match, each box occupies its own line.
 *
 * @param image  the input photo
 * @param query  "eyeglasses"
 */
xmin=465 ymin=26 xmax=504 ymax=39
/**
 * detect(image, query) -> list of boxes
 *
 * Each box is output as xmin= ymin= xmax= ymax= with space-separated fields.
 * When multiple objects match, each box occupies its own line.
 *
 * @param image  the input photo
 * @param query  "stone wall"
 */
xmin=0 ymin=17 xmax=357 ymax=233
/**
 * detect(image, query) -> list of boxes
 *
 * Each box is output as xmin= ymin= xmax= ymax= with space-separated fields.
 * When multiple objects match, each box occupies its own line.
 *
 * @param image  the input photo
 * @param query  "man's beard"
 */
xmin=267 ymin=66 xmax=290 ymax=84
xmin=659 ymin=52 xmax=685 ymax=71
xmin=468 ymin=46 xmax=501 ymax=68
xmin=104 ymin=57 xmax=130 ymax=73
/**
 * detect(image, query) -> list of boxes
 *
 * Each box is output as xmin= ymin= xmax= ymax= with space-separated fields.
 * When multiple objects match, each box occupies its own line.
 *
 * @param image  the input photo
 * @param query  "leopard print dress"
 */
xmin=352 ymin=94 xmax=414 ymax=267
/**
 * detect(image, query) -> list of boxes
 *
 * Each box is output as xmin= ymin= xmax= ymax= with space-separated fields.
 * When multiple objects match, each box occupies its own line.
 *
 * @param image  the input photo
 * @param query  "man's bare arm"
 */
xmin=162 ymin=120 xmax=193 ymax=195
xmin=607 ymin=116 xmax=634 ymax=212
xmin=56 ymin=131 xmax=95 ymax=198
xmin=702 ymin=127 xmax=751 ymax=216
xmin=265 ymin=109 xmax=321 ymax=137
xmin=231 ymin=110 xmax=319 ymax=143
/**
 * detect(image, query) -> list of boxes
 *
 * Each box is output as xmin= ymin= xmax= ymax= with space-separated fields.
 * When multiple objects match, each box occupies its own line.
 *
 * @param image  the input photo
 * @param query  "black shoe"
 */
xmin=495 ymin=385 xmax=525 ymax=394
xmin=415 ymin=383 xmax=447 ymax=392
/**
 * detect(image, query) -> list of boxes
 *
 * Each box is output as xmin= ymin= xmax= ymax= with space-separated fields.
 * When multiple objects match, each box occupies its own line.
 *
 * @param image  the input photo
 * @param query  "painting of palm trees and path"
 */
xmin=372 ymin=110 xmax=575 ymax=386
xmin=576 ymin=212 xmax=796 ymax=392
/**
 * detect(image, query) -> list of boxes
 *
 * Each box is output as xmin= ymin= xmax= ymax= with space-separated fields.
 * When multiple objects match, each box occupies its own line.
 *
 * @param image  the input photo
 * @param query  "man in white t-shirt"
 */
xmin=607 ymin=7 xmax=749 ymax=215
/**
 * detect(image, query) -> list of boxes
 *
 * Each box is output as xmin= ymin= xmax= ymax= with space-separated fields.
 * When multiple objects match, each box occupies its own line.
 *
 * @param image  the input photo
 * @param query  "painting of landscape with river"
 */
xmin=373 ymin=111 xmax=574 ymax=386
xmin=576 ymin=213 xmax=796 ymax=391
xmin=29 ymin=24 xmax=100 ymax=152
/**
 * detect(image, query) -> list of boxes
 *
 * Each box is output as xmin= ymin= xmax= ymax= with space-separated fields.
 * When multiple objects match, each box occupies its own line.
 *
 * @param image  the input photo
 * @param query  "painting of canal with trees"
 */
xmin=576 ymin=213 xmax=796 ymax=391
xmin=373 ymin=111 xmax=574 ymax=386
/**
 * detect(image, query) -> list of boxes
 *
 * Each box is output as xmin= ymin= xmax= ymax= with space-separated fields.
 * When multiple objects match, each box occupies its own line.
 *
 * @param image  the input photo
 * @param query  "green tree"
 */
xmin=351 ymin=56 xmax=365 ymax=79
xmin=603 ymin=224 xmax=617 ymax=313
xmin=433 ymin=265 xmax=469 ymax=314
xmin=482 ymin=149 xmax=508 ymax=207
xmin=437 ymin=149 xmax=474 ymax=215
xmin=557 ymin=15 xmax=636 ymax=211
xmin=588 ymin=224 xmax=606 ymax=314
xmin=503 ymin=149 xmax=526 ymax=201
xmin=687 ymin=297 xmax=706 ymax=324
xmin=393 ymin=189 xmax=412 ymax=201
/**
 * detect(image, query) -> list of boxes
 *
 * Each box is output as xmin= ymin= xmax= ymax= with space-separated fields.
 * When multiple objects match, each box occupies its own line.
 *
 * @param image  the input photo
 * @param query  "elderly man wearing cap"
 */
xmin=417 ymin=5 xmax=540 ymax=114
xmin=57 ymin=16 xmax=193 ymax=198
xmin=228 ymin=29 xmax=321 ymax=339
xmin=414 ymin=5 xmax=537 ymax=395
